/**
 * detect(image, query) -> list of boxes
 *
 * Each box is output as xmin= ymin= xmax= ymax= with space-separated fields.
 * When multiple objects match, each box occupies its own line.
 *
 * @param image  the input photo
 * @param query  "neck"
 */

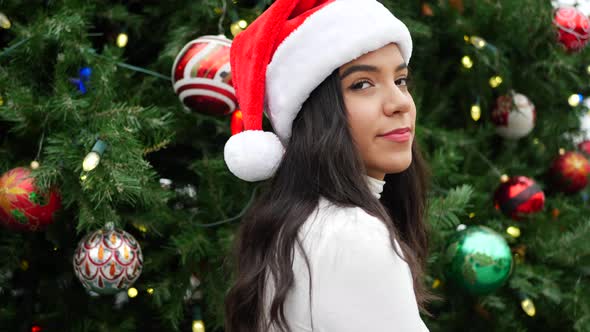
xmin=365 ymin=174 xmax=386 ymax=199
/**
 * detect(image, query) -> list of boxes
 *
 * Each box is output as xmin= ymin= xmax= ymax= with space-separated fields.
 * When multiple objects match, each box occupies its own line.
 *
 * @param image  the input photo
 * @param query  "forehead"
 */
xmin=339 ymin=43 xmax=404 ymax=72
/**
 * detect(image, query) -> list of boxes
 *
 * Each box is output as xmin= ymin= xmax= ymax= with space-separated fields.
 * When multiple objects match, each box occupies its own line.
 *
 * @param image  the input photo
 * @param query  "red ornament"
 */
xmin=0 ymin=167 xmax=61 ymax=231
xmin=31 ymin=326 xmax=42 ymax=332
xmin=553 ymin=7 xmax=590 ymax=52
xmin=549 ymin=151 xmax=590 ymax=193
xmin=578 ymin=140 xmax=590 ymax=156
xmin=230 ymin=110 xmax=244 ymax=135
xmin=171 ymin=35 xmax=237 ymax=116
xmin=494 ymin=176 xmax=545 ymax=220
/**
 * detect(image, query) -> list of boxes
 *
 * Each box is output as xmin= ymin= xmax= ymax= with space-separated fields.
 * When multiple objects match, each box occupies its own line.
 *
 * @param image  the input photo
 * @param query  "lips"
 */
xmin=379 ymin=127 xmax=411 ymax=136
xmin=378 ymin=127 xmax=412 ymax=143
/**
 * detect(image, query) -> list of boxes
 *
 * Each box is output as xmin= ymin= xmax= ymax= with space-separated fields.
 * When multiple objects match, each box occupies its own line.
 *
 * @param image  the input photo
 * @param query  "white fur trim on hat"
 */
xmin=224 ymin=130 xmax=285 ymax=182
xmin=265 ymin=0 xmax=412 ymax=144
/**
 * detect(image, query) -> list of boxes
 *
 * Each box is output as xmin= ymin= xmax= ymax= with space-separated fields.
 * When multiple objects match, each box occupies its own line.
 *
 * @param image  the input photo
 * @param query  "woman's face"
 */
xmin=338 ymin=43 xmax=416 ymax=180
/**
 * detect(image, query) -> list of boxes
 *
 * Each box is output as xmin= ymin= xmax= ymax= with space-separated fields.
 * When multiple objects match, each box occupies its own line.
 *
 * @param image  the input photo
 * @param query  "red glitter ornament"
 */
xmin=171 ymin=35 xmax=237 ymax=116
xmin=0 ymin=167 xmax=61 ymax=231
xmin=494 ymin=176 xmax=545 ymax=220
xmin=230 ymin=110 xmax=244 ymax=135
xmin=553 ymin=7 xmax=590 ymax=52
xmin=578 ymin=140 xmax=590 ymax=157
xmin=549 ymin=151 xmax=590 ymax=193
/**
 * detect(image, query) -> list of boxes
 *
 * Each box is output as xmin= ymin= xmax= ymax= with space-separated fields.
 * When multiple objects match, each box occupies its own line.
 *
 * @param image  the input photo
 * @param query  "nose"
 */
xmin=383 ymin=83 xmax=412 ymax=116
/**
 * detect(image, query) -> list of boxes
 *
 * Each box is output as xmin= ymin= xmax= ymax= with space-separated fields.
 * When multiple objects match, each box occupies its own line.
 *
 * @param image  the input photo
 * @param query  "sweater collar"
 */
xmin=365 ymin=175 xmax=386 ymax=199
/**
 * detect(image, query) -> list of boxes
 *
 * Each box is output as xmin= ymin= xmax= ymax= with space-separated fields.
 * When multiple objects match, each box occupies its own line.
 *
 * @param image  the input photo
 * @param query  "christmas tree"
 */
xmin=1 ymin=0 xmax=590 ymax=331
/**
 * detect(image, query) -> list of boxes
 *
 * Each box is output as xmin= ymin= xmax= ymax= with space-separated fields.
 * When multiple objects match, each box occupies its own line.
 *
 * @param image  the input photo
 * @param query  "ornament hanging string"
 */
xmin=192 ymin=183 xmax=261 ymax=228
xmin=218 ymin=0 xmax=227 ymax=36
xmin=89 ymin=52 xmax=170 ymax=81
xmin=35 ymin=129 xmax=45 ymax=162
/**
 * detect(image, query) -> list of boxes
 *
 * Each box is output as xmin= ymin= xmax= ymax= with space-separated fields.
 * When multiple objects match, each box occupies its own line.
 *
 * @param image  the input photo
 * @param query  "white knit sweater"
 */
xmin=263 ymin=175 xmax=430 ymax=331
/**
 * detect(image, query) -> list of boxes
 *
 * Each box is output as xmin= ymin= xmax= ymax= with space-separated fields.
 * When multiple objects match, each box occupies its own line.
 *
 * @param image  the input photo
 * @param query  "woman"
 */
xmin=223 ymin=0 xmax=440 ymax=331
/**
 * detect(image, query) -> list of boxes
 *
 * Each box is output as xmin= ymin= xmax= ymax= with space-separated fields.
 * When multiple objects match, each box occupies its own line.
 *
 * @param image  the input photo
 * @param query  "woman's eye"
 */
xmin=396 ymin=77 xmax=411 ymax=86
xmin=350 ymin=80 xmax=372 ymax=90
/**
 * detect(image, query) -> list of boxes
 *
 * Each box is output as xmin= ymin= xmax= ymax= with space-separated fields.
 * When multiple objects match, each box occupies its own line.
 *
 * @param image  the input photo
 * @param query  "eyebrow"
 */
xmin=339 ymin=62 xmax=408 ymax=80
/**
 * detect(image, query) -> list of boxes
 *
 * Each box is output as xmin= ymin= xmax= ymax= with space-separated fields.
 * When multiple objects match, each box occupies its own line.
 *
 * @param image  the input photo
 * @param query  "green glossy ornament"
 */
xmin=444 ymin=225 xmax=513 ymax=295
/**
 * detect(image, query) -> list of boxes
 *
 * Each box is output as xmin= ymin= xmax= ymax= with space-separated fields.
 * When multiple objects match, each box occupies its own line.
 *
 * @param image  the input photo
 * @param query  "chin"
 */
xmin=383 ymin=154 xmax=412 ymax=174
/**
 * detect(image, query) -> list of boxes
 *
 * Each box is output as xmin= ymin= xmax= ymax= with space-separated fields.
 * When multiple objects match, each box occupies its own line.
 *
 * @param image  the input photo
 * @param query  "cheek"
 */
xmin=345 ymin=99 xmax=379 ymax=148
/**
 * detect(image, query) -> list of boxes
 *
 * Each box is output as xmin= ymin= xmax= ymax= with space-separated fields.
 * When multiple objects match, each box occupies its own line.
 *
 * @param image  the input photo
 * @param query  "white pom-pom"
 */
xmin=224 ymin=130 xmax=285 ymax=182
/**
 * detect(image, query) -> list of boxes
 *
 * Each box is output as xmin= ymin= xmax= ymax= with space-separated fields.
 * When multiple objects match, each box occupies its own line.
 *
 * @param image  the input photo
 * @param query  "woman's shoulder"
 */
xmin=298 ymin=196 xmax=391 ymax=256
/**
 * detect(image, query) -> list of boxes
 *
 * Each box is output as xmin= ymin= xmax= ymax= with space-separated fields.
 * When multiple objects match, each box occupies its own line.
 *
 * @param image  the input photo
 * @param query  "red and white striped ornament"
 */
xmin=171 ymin=35 xmax=237 ymax=116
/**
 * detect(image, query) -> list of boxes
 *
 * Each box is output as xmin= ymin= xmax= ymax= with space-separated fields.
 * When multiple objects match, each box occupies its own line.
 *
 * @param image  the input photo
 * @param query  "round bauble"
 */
xmin=491 ymin=92 xmax=536 ymax=139
xmin=73 ymin=223 xmax=143 ymax=295
xmin=444 ymin=225 xmax=513 ymax=296
xmin=0 ymin=167 xmax=61 ymax=231
xmin=553 ymin=6 xmax=590 ymax=52
xmin=548 ymin=151 xmax=590 ymax=193
xmin=171 ymin=35 xmax=237 ymax=116
xmin=493 ymin=176 xmax=545 ymax=220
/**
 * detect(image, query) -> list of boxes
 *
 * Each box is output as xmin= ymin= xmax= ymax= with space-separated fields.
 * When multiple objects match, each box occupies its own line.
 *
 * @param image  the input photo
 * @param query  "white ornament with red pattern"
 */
xmin=491 ymin=92 xmax=536 ymax=140
xmin=73 ymin=222 xmax=143 ymax=295
xmin=171 ymin=35 xmax=237 ymax=116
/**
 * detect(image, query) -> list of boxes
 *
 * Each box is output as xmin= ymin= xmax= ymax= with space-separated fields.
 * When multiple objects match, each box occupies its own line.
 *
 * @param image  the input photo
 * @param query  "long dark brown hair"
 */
xmin=224 ymin=67 xmax=440 ymax=332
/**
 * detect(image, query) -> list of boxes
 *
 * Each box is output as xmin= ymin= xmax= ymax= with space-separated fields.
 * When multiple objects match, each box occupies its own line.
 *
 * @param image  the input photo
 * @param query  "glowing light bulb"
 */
xmin=568 ymin=94 xmax=583 ymax=107
xmin=500 ymin=174 xmax=509 ymax=183
xmin=0 ymin=12 xmax=11 ymax=29
xmin=127 ymin=287 xmax=138 ymax=298
xmin=489 ymin=75 xmax=503 ymax=88
xmin=461 ymin=55 xmax=473 ymax=69
xmin=82 ymin=140 xmax=107 ymax=172
xmin=230 ymin=19 xmax=248 ymax=37
xmin=587 ymin=65 xmax=590 ymax=75
xmin=469 ymin=36 xmax=487 ymax=49
xmin=506 ymin=226 xmax=521 ymax=238
xmin=192 ymin=320 xmax=205 ymax=332
xmin=237 ymin=20 xmax=248 ymax=29
xmin=470 ymin=104 xmax=481 ymax=121
xmin=521 ymin=298 xmax=536 ymax=316
xmin=147 ymin=288 xmax=154 ymax=295
xmin=82 ymin=152 xmax=101 ymax=171
xmin=432 ymin=278 xmax=441 ymax=289
xmin=116 ymin=33 xmax=128 ymax=48
xmin=559 ymin=148 xmax=565 ymax=155
xmin=30 ymin=161 xmax=40 ymax=169
xmin=21 ymin=260 xmax=29 ymax=271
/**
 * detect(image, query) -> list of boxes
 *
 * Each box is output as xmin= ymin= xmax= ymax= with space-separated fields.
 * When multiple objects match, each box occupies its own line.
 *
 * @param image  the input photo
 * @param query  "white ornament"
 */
xmin=552 ymin=0 xmax=590 ymax=16
xmin=491 ymin=92 xmax=536 ymax=140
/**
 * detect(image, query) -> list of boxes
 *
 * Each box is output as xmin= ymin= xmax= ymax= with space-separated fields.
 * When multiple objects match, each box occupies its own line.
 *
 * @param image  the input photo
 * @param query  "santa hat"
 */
xmin=224 ymin=0 xmax=413 ymax=182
